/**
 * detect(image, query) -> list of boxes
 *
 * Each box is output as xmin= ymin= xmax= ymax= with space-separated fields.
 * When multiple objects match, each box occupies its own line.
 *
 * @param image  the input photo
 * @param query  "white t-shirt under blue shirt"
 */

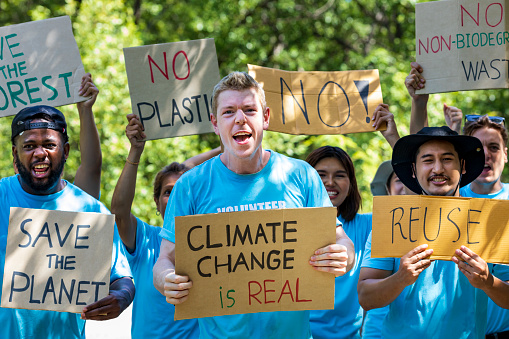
xmin=361 ymin=230 xmax=509 ymax=338
xmin=0 ymin=175 xmax=132 ymax=339
xmin=461 ymin=182 xmax=509 ymax=334
xmin=160 ymin=150 xmax=336 ymax=339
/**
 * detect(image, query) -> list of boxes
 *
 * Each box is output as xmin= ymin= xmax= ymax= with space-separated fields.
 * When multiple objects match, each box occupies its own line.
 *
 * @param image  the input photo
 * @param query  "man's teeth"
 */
xmin=234 ymin=132 xmax=251 ymax=136
xmin=34 ymin=164 xmax=48 ymax=170
xmin=327 ymin=191 xmax=337 ymax=196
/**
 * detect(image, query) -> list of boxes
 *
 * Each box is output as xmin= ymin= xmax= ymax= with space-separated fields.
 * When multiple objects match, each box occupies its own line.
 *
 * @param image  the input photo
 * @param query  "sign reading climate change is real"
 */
xmin=416 ymin=0 xmax=509 ymax=94
xmin=124 ymin=38 xmax=220 ymax=140
xmin=0 ymin=16 xmax=87 ymax=117
xmin=1 ymin=208 xmax=114 ymax=313
xmin=248 ymin=65 xmax=383 ymax=135
xmin=174 ymin=207 xmax=336 ymax=320
xmin=372 ymin=195 xmax=509 ymax=263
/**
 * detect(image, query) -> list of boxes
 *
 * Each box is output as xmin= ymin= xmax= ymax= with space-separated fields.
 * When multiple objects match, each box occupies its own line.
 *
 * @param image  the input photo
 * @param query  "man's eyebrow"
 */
xmin=419 ymin=152 xmax=456 ymax=159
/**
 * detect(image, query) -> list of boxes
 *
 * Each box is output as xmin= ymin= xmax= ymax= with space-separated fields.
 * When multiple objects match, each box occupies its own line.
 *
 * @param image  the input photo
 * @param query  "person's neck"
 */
xmin=220 ymin=150 xmax=270 ymax=174
xmin=18 ymin=177 xmax=65 ymax=195
xmin=469 ymin=179 xmax=503 ymax=195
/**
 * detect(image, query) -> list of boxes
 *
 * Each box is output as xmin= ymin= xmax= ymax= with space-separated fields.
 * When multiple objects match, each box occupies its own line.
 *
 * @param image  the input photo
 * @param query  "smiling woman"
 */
xmin=306 ymin=146 xmax=371 ymax=339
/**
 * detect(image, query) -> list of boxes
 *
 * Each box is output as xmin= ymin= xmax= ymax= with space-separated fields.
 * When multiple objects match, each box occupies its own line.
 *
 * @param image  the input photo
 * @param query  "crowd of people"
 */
xmin=1 ymin=61 xmax=508 ymax=339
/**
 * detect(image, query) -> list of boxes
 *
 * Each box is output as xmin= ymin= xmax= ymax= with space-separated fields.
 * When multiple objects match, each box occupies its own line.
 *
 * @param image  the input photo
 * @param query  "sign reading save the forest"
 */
xmin=174 ymin=207 xmax=336 ymax=320
xmin=1 ymin=208 xmax=114 ymax=313
xmin=372 ymin=195 xmax=509 ymax=263
xmin=124 ymin=38 xmax=220 ymax=140
xmin=0 ymin=16 xmax=87 ymax=117
xmin=416 ymin=0 xmax=509 ymax=94
xmin=248 ymin=65 xmax=383 ymax=135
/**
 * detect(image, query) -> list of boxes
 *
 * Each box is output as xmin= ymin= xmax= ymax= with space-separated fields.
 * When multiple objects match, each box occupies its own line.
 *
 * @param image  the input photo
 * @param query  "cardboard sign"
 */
xmin=416 ymin=0 xmax=509 ymax=94
xmin=1 ymin=207 xmax=114 ymax=313
xmin=124 ymin=38 xmax=220 ymax=140
xmin=372 ymin=195 xmax=509 ymax=263
xmin=0 ymin=16 xmax=87 ymax=117
xmin=174 ymin=207 xmax=336 ymax=320
xmin=248 ymin=65 xmax=383 ymax=135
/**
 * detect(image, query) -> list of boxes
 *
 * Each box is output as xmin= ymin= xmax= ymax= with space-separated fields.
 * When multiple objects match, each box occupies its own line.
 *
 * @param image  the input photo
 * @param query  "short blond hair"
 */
xmin=211 ymin=72 xmax=266 ymax=116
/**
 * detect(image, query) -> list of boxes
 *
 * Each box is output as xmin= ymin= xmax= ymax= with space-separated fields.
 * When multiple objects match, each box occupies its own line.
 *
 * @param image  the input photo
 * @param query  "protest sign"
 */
xmin=124 ymin=38 xmax=220 ymax=140
xmin=174 ymin=207 xmax=336 ymax=320
xmin=1 ymin=207 xmax=114 ymax=313
xmin=248 ymin=64 xmax=383 ymax=135
xmin=416 ymin=0 xmax=509 ymax=94
xmin=0 ymin=16 xmax=87 ymax=117
xmin=372 ymin=195 xmax=509 ymax=263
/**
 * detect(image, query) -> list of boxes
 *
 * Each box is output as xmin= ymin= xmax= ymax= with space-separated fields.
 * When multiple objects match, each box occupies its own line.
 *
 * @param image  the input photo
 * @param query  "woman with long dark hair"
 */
xmin=307 ymin=146 xmax=371 ymax=339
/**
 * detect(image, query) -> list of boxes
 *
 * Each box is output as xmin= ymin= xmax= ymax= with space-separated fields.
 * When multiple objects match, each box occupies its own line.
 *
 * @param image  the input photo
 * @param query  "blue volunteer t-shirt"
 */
xmin=309 ymin=213 xmax=372 ymax=339
xmin=160 ymin=151 xmax=336 ymax=339
xmin=125 ymin=217 xmax=198 ymax=338
xmin=461 ymin=182 xmax=509 ymax=334
xmin=361 ymin=231 xmax=509 ymax=338
xmin=0 ymin=175 xmax=131 ymax=339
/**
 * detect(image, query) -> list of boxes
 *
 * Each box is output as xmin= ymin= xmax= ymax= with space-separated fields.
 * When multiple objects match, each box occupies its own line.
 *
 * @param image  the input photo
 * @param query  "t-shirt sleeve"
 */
xmin=124 ymin=217 xmax=153 ymax=270
xmin=160 ymin=177 xmax=193 ymax=243
xmin=361 ymin=231 xmax=395 ymax=271
xmin=492 ymin=263 xmax=509 ymax=282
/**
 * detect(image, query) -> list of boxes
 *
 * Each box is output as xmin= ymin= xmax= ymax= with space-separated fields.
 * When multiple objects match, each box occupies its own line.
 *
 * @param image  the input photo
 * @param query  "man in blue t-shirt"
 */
xmin=153 ymin=72 xmax=355 ymax=338
xmin=460 ymin=114 xmax=509 ymax=337
xmin=358 ymin=126 xmax=509 ymax=338
xmin=0 ymin=105 xmax=134 ymax=338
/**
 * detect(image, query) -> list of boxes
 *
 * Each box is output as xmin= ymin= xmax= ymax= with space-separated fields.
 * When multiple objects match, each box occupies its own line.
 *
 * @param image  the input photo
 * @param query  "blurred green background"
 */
xmin=1 ymin=0 xmax=508 ymax=225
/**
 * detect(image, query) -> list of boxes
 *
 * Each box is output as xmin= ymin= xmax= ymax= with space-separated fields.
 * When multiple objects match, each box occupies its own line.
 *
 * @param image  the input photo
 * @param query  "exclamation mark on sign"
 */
xmin=354 ymin=80 xmax=370 ymax=123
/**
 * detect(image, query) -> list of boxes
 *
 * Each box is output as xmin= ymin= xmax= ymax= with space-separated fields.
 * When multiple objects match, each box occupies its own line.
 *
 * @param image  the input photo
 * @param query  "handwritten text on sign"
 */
xmin=1 ymin=208 xmax=114 ymax=313
xmin=248 ymin=65 xmax=383 ymax=135
xmin=416 ymin=0 xmax=509 ymax=94
xmin=372 ymin=195 xmax=509 ymax=263
xmin=174 ymin=207 xmax=336 ymax=320
xmin=124 ymin=38 xmax=220 ymax=140
xmin=0 ymin=16 xmax=87 ymax=117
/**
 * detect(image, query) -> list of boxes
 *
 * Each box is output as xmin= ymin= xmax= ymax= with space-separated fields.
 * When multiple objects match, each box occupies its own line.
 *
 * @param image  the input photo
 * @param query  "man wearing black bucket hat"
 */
xmin=0 ymin=105 xmax=135 ymax=338
xmin=358 ymin=126 xmax=509 ymax=338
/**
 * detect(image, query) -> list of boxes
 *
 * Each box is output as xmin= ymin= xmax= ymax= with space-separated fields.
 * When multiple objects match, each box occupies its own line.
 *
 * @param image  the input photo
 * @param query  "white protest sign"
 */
xmin=1 ymin=208 xmax=114 ymax=313
xmin=0 ymin=16 xmax=87 ymax=117
xmin=124 ymin=38 xmax=220 ymax=140
xmin=416 ymin=0 xmax=509 ymax=94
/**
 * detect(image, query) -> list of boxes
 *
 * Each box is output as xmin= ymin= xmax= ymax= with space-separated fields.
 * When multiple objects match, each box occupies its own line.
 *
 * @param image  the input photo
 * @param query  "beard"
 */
xmin=15 ymin=153 xmax=65 ymax=194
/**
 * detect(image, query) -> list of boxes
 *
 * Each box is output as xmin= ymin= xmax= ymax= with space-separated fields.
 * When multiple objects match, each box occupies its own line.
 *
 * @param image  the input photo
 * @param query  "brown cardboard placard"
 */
xmin=124 ymin=38 xmax=220 ymax=140
xmin=248 ymin=64 xmax=383 ymax=135
xmin=174 ymin=207 xmax=336 ymax=320
xmin=0 ymin=16 xmax=87 ymax=117
xmin=416 ymin=0 xmax=509 ymax=94
xmin=1 ymin=207 xmax=114 ymax=313
xmin=372 ymin=195 xmax=509 ymax=263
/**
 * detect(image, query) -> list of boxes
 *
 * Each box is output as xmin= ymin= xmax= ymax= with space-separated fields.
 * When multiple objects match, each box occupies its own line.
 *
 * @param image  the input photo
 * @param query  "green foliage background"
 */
xmin=1 ymin=0 xmax=508 ymax=225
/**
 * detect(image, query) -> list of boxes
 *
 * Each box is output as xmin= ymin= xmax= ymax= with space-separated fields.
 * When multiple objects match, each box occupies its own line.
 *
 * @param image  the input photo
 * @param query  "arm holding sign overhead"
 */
xmin=406 ymin=63 xmax=463 ymax=134
xmin=406 ymin=62 xmax=429 ymax=134
xmin=74 ymin=73 xmax=101 ymax=199
xmin=371 ymin=103 xmax=400 ymax=148
xmin=443 ymin=104 xmax=463 ymax=134
xmin=110 ymin=114 xmax=146 ymax=252
xmin=182 ymin=146 xmax=221 ymax=168
xmin=153 ymin=239 xmax=193 ymax=305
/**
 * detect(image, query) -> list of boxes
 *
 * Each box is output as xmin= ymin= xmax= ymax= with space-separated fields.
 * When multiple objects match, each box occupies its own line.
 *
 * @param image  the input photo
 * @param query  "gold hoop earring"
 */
xmin=156 ymin=210 xmax=161 ymax=216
